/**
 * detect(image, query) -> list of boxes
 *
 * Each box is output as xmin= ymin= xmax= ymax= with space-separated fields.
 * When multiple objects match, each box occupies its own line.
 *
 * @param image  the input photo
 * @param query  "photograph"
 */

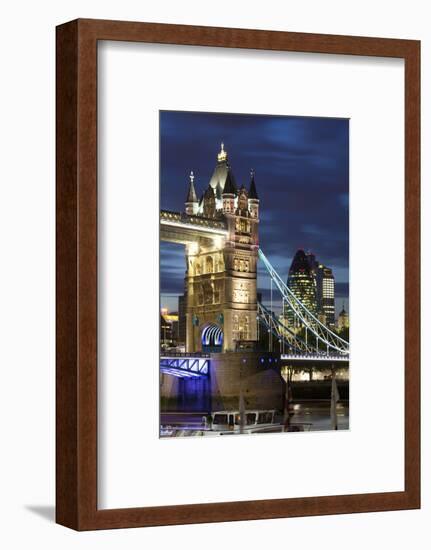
xmin=159 ymin=110 xmax=350 ymax=437
xmin=0 ymin=1 xmax=421 ymax=541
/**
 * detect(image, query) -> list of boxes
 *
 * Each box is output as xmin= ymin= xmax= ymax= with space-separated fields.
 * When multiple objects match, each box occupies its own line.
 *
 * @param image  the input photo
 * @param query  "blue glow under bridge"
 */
xmin=160 ymin=353 xmax=210 ymax=378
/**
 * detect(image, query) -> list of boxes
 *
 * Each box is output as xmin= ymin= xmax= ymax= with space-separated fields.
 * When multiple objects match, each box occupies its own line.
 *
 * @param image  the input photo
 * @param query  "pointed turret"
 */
xmin=185 ymin=171 xmax=199 ymax=215
xmin=203 ymin=184 xmax=216 ymax=218
xmin=248 ymin=169 xmax=260 ymax=219
xmin=222 ymin=171 xmax=236 ymax=214
xmin=248 ymin=169 xmax=259 ymax=199
xmin=222 ymin=171 xmax=237 ymax=195
xmin=186 ymin=171 xmax=198 ymax=202
xmin=209 ymin=142 xmax=231 ymax=191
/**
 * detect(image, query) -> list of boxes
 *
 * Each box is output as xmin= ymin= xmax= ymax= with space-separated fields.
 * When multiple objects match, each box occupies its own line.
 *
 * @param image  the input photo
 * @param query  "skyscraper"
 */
xmin=285 ymin=249 xmax=317 ymax=328
xmin=305 ymin=252 xmax=318 ymax=276
xmin=316 ymin=264 xmax=335 ymax=327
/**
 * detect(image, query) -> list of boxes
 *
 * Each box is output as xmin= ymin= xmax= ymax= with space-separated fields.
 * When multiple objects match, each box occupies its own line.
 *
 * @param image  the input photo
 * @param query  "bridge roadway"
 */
xmin=160 ymin=210 xmax=228 ymax=245
xmin=160 ymin=351 xmax=349 ymax=378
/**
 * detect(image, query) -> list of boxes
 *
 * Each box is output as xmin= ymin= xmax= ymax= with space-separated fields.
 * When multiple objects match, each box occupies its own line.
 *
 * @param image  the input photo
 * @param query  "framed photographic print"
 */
xmin=56 ymin=19 xmax=420 ymax=530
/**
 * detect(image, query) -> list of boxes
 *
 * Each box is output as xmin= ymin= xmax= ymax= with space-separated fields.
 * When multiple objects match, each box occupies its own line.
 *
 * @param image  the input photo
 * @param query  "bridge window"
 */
xmin=195 ymin=261 xmax=201 ymax=275
xmin=238 ymin=192 xmax=248 ymax=211
xmin=236 ymin=219 xmax=251 ymax=233
xmin=204 ymin=287 xmax=213 ymax=304
xmin=233 ymin=288 xmax=249 ymax=303
xmin=233 ymin=315 xmax=239 ymax=341
xmin=206 ymin=256 xmax=213 ymax=273
xmin=233 ymin=257 xmax=250 ymax=273
xmin=238 ymin=314 xmax=250 ymax=340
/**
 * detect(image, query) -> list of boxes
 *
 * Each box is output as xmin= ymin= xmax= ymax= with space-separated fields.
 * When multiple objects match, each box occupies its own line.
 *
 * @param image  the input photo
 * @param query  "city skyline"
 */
xmin=160 ymin=110 xmax=349 ymax=316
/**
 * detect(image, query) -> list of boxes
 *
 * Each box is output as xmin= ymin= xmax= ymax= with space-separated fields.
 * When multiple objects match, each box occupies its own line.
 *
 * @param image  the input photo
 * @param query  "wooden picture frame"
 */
xmin=56 ymin=18 xmax=420 ymax=530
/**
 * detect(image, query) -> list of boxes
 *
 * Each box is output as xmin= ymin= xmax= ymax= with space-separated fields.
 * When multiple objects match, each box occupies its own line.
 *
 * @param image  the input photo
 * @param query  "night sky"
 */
xmin=160 ymin=110 xmax=349 ymax=316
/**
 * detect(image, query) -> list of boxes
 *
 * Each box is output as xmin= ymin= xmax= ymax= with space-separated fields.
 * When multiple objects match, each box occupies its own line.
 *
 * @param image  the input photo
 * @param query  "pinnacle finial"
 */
xmin=217 ymin=141 xmax=227 ymax=162
xmin=190 ymin=170 xmax=194 ymax=183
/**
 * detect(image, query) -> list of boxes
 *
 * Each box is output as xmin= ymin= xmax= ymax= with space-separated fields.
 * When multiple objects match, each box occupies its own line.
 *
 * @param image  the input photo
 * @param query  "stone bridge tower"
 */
xmin=184 ymin=144 xmax=260 ymax=352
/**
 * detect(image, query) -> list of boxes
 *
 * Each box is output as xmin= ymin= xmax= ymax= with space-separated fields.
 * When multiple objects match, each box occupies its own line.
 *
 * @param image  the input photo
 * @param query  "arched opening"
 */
xmin=206 ymin=255 xmax=213 ymax=273
xmin=201 ymin=323 xmax=223 ymax=353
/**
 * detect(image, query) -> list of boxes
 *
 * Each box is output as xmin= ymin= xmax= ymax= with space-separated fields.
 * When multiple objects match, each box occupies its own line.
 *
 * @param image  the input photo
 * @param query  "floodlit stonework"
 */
xmin=182 ymin=145 xmax=260 ymax=352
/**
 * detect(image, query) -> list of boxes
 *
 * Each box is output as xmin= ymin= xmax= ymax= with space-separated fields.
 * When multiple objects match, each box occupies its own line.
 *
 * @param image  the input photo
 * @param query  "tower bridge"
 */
xmin=161 ymin=145 xmax=260 ymax=353
xmin=159 ymin=143 xmax=349 ymax=419
xmin=160 ymin=143 xmax=349 ymax=362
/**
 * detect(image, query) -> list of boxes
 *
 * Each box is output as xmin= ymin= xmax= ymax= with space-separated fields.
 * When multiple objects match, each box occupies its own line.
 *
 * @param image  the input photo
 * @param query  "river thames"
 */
xmin=160 ymin=401 xmax=349 ymax=437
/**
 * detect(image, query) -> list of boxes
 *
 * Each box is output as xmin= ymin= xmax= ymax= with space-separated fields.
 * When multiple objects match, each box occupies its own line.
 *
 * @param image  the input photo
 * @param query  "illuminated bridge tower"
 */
xmin=185 ymin=144 xmax=260 ymax=353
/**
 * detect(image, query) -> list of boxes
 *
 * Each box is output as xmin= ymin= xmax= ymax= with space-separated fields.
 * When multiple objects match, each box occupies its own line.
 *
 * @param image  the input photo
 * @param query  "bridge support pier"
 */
xmin=209 ymin=352 xmax=284 ymax=412
xmin=160 ymin=375 xmax=211 ymax=413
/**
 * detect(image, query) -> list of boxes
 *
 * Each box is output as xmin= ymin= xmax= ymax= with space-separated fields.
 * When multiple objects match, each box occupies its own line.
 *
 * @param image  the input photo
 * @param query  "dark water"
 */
xmin=289 ymin=401 xmax=349 ymax=431
xmin=160 ymin=401 xmax=349 ymax=434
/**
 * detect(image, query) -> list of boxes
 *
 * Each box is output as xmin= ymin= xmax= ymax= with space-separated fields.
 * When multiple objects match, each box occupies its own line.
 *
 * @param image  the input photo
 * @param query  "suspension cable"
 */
xmin=258 ymin=248 xmax=349 ymax=354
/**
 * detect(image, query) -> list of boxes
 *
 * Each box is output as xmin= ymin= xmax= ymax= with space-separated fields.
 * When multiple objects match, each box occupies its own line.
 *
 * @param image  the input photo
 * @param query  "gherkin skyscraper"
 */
xmin=285 ymin=249 xmax=317 ymax=328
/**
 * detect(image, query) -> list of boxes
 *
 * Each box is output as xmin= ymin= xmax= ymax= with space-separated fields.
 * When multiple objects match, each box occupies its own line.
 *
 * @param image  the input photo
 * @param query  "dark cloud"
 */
xmin=160 ymin=111 xmax=349 ymax=313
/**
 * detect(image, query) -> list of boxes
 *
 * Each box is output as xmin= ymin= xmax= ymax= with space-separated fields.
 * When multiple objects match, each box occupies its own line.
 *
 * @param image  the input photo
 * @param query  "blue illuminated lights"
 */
xmin=160 ymin=356 xmax=210 ymax=378
xmin=201 ymin=323 xmax=223 ymax=347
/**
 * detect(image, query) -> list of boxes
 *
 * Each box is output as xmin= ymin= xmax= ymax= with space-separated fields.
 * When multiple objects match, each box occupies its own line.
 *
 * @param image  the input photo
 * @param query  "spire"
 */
xmin=217 ymin=141 xmax=228 ymax=163
xmin=222 ymin=170 xmax=237 ymax=195
xmin=215 ymin=182 xmax=222 ymax=200
xmin=185 ymin=170 xmax=198 ymax=203
xmin=248 ymin=169 xmax=259 ymax=200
